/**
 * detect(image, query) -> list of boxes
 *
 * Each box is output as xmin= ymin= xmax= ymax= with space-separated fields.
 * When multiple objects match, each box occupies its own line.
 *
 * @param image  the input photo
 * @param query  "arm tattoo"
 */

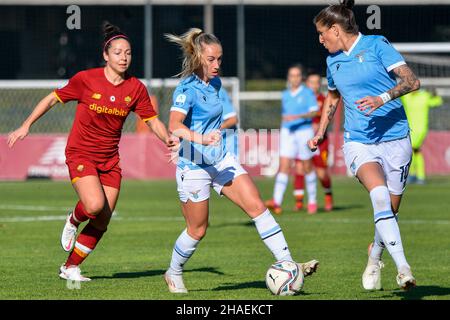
xmin=388 ymin=65 xmax=420 ymax=100
xmin=327 ymin=103 xmax=337 ymax=121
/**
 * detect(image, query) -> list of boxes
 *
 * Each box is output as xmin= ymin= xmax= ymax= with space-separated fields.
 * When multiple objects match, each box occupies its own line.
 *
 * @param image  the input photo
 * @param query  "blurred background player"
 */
xmin=401 ymin=89 xmax=443 ymax=184
xmin=292 ymin=70 xmax=334 ymax=212
xmin=310 ymin=0 xmax=420 ymax=290
xmin=164 ymin=28 xmax=318 ymax=293
xmin=7 ymin=22 xmax=175 ymax=282
xmin=265 ymin=64 xmax=318 ymax=215
xmin=219 ymin=87 xmax=240 ymax=158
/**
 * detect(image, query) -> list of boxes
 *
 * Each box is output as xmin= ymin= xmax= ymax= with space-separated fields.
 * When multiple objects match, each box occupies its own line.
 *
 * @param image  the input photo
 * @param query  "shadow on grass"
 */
xmin=209 ymin=221 xmax=254 ymax=229
xmin=387 ymin=285 xmax=450 ymax=300
xmin=91 ymin=267 xmax=224 ymax=280
xmin=192 ymin=280 xmax=317 ymax=296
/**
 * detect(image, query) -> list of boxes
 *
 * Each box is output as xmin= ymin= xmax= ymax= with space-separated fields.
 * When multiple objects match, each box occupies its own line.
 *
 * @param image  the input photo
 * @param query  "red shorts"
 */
xmin=312 ymin=136 xmax=329 ymax=169
xmin=66 ymin=155 xmax=122 ymax=190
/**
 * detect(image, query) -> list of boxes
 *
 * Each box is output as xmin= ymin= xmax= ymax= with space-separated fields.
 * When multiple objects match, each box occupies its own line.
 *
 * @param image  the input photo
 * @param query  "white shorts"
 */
xmin=279 ymin=127 xmax=317 ymax=160
xmin=343 ymin=136 xmax=412 ymax=195
xmin=176 ymin=153 xmax=248 ymax=203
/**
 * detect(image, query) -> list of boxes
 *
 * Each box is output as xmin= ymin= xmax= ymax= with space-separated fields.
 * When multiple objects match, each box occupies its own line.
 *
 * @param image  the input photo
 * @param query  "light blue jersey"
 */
xmin=326 ymin=33 xmax=410 ymax=144
xmin=219 ymin=87 xmax=239 ymax=157
xmin=281 ymin=85 xmax=318 ymax=131
xmin=171 ymin=74 xmax=227 ymax=169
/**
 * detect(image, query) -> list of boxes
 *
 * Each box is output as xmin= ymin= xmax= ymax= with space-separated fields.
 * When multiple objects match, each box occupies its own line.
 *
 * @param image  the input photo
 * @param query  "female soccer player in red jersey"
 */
xmin=7 ymin=22 xmax=177 ymax=281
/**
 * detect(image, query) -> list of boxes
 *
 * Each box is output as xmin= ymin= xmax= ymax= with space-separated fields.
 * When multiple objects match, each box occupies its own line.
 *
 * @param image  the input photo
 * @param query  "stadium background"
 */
xmin=1 ymin=0 xmax=450 ymax=180
xmin=0 ymin=0 xmax=449 ymax=302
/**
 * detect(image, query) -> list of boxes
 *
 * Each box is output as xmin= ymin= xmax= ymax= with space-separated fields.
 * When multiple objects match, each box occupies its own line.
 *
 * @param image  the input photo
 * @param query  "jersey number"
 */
xmin=399 ymin=160 xmax=412 ymax=188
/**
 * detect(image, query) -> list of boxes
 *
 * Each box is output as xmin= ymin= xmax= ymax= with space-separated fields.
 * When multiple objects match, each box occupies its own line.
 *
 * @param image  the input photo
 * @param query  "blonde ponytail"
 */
xmin=165 ymin=28 xmax=221 ymax=78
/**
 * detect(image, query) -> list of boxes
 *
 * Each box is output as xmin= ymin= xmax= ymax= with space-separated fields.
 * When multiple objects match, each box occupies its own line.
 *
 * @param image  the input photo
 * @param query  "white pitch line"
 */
xmin=0 ymin=215 xmax=448 ymax=225
xmin=0 ymin=215 xmax=67 ymax=222
xmin=0 ymin=204 xmax=72 ymax=212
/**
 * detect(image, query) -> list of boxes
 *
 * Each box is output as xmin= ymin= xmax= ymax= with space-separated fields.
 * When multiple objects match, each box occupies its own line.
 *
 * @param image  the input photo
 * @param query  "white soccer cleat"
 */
xmin=61 ymin=211 xmax=78 ymax=252
xmin=164 ymin=271 xmax=188 ymax=293
xmin=362 ymin=260 xmax=384 ymax=290
xmin=59 ymin=265 xmax=91 ymax=282
xmin=396 ymin=267 xmax=416 ymax=291
xmin=297 ymin=259 xmax=319 ymax=277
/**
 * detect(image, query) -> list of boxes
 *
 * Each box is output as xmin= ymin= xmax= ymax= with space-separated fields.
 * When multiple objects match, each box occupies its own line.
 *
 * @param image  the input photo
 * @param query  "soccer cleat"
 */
xmin=307 ymin=203 xmax=317 ymax=215
xmin=362 ymin=260 xmax=384 ymax=290
xmin=396 ymin=267 xmax=416 ymax=291
xmin=61 ymin=211 xmax=78 ymax=252
xmin=297 ymin=259 xmax=319 ymax=277
xmin=324 ymin=194 xmax=334 ymax=212
xmin=59 ymin=265 xmax=91 ymax=282
xmin=265 ymin=199 xmax=282 ymax=215
xmin=293 ymin=196 xmax=304 ymax=211
xmin=164 ymin=271 xmax=188 ymax=293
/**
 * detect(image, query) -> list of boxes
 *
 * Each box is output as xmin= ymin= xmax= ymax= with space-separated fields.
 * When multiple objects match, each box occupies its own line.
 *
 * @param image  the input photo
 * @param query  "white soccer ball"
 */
xmin=265 ymin=260 xmax=304 ymax=296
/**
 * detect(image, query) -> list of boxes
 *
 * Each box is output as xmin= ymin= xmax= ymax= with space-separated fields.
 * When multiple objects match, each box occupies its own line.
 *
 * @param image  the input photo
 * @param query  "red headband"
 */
xmin=103 ymin=34 xmax=129 ymax=52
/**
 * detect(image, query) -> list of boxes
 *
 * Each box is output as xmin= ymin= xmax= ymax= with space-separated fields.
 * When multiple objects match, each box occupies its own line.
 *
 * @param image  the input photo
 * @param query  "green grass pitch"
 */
xmin=0 ymin=176 xmax=449 ymax=300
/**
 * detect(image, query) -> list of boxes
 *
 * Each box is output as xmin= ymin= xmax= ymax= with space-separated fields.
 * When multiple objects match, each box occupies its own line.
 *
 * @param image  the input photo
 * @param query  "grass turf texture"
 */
xmin=0 ymin=176 xmax=449 ymax=300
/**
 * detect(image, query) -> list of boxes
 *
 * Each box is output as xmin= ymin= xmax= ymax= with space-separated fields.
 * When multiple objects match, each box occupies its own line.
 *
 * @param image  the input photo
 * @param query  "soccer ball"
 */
xmin=265 ymin=260 xmax=304 ymax=296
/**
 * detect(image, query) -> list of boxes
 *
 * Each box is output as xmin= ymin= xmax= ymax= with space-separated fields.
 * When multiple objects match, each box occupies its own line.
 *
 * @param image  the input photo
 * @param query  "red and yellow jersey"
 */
xmin=54 ymin=68 xmax=157 ymax=164
xmin=312 ymin=93 xmax=326 ymax=125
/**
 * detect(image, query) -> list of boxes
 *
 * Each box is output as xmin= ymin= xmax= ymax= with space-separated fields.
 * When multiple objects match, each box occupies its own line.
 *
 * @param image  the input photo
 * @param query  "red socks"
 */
xmin=65 ymin=223 xmax=106 ymax=267
xmin=70 ymin=201 xmax=97 ymax=226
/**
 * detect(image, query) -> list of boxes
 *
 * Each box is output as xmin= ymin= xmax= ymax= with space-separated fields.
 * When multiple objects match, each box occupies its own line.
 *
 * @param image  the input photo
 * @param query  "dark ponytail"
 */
xmin=102 ymin=21 xmax=129 ymax=53
xmin=313 ymin=0 xmax=359 ymax=35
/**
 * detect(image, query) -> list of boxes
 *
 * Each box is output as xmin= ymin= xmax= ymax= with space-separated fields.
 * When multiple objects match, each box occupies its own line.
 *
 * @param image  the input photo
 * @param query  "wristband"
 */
xmin=378 ymin=92 xmax=392 ymax=104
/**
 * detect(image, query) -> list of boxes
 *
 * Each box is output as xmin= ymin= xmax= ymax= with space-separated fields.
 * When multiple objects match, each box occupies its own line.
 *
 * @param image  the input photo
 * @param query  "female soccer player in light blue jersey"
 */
xmin=265 ymin=64 xmax=319 ymax=215
xmin=309 ymin=0 xmax=420 ymax=291
xmin=163 ymin=28 xmax=319 ymax=293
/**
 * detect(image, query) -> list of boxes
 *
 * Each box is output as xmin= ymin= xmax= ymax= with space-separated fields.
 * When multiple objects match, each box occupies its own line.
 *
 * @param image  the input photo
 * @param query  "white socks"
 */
xmin=168 ymin=229 xmax=200 ymax=275
xmin=370 ymin=186 xmax=409 ymax=271
xmin=305 ymin=171 xmax=317 ymax=205
xmin=273 ymin=172 xmax=289 ymax=205
xmin=253 ymin=209 xmax=293 ymax=261
xmin=369 ymin=229 xmax=385 ymax=264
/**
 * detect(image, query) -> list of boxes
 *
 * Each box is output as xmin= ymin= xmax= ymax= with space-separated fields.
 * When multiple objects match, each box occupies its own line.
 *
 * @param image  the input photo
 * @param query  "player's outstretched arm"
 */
xmin=388 ymin=64 xmax=421 ymax=100
xmin=308 ymin=90 xmax=340 ymax=152
xmin=169 ymin=111 xmax=221 ymax=146
xmin=356 ymin=65 xmax=420 ymax=116
xmin=147 ymin=116 xmax=177 ymax=147
xmin=7 ymin=92 xmax=59 ymax=148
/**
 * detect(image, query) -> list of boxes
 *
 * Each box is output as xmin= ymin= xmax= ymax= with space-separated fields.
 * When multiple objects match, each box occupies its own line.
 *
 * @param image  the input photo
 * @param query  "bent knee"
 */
xmin=83 ymin=199 xmax=105 ymax=216
xmin=245 ymin=199 xmax=266 ymax=217
xmin=187 ymin=226 xmax=207 ymax=240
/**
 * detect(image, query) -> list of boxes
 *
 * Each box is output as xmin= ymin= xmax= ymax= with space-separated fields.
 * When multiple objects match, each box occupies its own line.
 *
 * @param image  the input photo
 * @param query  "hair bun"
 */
xmin=341 ymin=0 xmax=355 ymax=9
xmin=102 ymin=21 xmax=122 ymax=40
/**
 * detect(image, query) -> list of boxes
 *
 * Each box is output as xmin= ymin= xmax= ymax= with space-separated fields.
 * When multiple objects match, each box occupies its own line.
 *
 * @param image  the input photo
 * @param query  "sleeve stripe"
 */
xmin=309 ymin=106 xmax=319 ymax=112
xmin=222 ymin=112 xmax=237 ymax=120
xmin=387 ymin=61 xmax=406 ymax=72
xmin=328 ymin=86 xmax=337 ymax=91
xmin=170 ymin=107 xmax=188 ymax=115
xmin=53 ymin=91 xmax=64 ymax=104
xmin=142 ymin=114 xmax=158 ymax=122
